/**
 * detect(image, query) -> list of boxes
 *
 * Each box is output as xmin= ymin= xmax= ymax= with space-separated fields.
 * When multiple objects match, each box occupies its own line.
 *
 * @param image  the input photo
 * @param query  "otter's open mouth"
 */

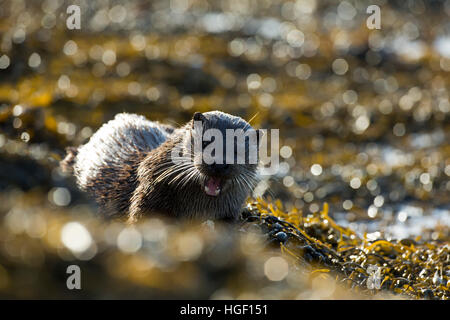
xmin=204 ymin=177 xmax=222 ymax=196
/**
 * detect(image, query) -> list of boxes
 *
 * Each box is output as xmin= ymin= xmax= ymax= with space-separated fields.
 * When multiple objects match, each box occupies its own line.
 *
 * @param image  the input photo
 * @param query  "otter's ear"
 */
xmin=192 ymin=112 xmax=206 ymax=128
xmin=193 ymin=112 xmax=205 ymax=122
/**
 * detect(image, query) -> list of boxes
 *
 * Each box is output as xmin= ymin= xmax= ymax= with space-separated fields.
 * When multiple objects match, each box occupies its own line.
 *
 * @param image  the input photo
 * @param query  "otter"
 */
xmin=60 ymin=111 xmax=261 ymax=223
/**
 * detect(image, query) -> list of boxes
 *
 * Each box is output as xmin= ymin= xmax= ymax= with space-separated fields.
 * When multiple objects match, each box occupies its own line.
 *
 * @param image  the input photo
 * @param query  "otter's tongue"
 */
xmin=204 ymin=177 xmax=221 ymax=196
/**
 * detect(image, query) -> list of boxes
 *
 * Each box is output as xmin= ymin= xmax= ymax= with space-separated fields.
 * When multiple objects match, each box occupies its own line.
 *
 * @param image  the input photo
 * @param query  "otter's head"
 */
xmin=186 ymin=111 xmax=261 ymax=197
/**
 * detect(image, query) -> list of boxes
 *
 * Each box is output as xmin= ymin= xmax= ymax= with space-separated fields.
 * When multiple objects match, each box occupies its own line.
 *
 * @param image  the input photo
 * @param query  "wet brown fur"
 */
xmin=61 ymin=112 xmax=259 ymax=223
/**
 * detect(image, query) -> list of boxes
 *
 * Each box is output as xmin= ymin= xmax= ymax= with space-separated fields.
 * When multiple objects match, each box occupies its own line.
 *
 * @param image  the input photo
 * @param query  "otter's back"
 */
xmin=73 ymin=113 xmax=171 ymax=190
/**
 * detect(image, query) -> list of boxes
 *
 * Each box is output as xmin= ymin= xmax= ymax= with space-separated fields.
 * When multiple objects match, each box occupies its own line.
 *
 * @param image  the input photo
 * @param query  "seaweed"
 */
xmin=243 ymin=199 xmax=449 ymax=300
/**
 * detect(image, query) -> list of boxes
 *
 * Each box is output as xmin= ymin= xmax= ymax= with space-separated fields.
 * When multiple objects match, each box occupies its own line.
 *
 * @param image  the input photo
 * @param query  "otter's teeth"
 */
xmin=204 ymin=178 xmax=221 ymax=196
xmin=204 ymin=184 xmax=220 ymax=196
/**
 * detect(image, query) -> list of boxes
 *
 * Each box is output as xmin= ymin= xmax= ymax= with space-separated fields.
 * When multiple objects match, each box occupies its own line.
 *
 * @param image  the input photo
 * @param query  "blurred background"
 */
xmin=0 ymin=0 xmax=449 ymax=299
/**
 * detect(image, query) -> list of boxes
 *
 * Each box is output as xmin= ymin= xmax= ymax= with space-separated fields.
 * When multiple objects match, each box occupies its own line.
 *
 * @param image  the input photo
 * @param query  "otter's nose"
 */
xmin=210 ymin=163 xmax=230 ymax=175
